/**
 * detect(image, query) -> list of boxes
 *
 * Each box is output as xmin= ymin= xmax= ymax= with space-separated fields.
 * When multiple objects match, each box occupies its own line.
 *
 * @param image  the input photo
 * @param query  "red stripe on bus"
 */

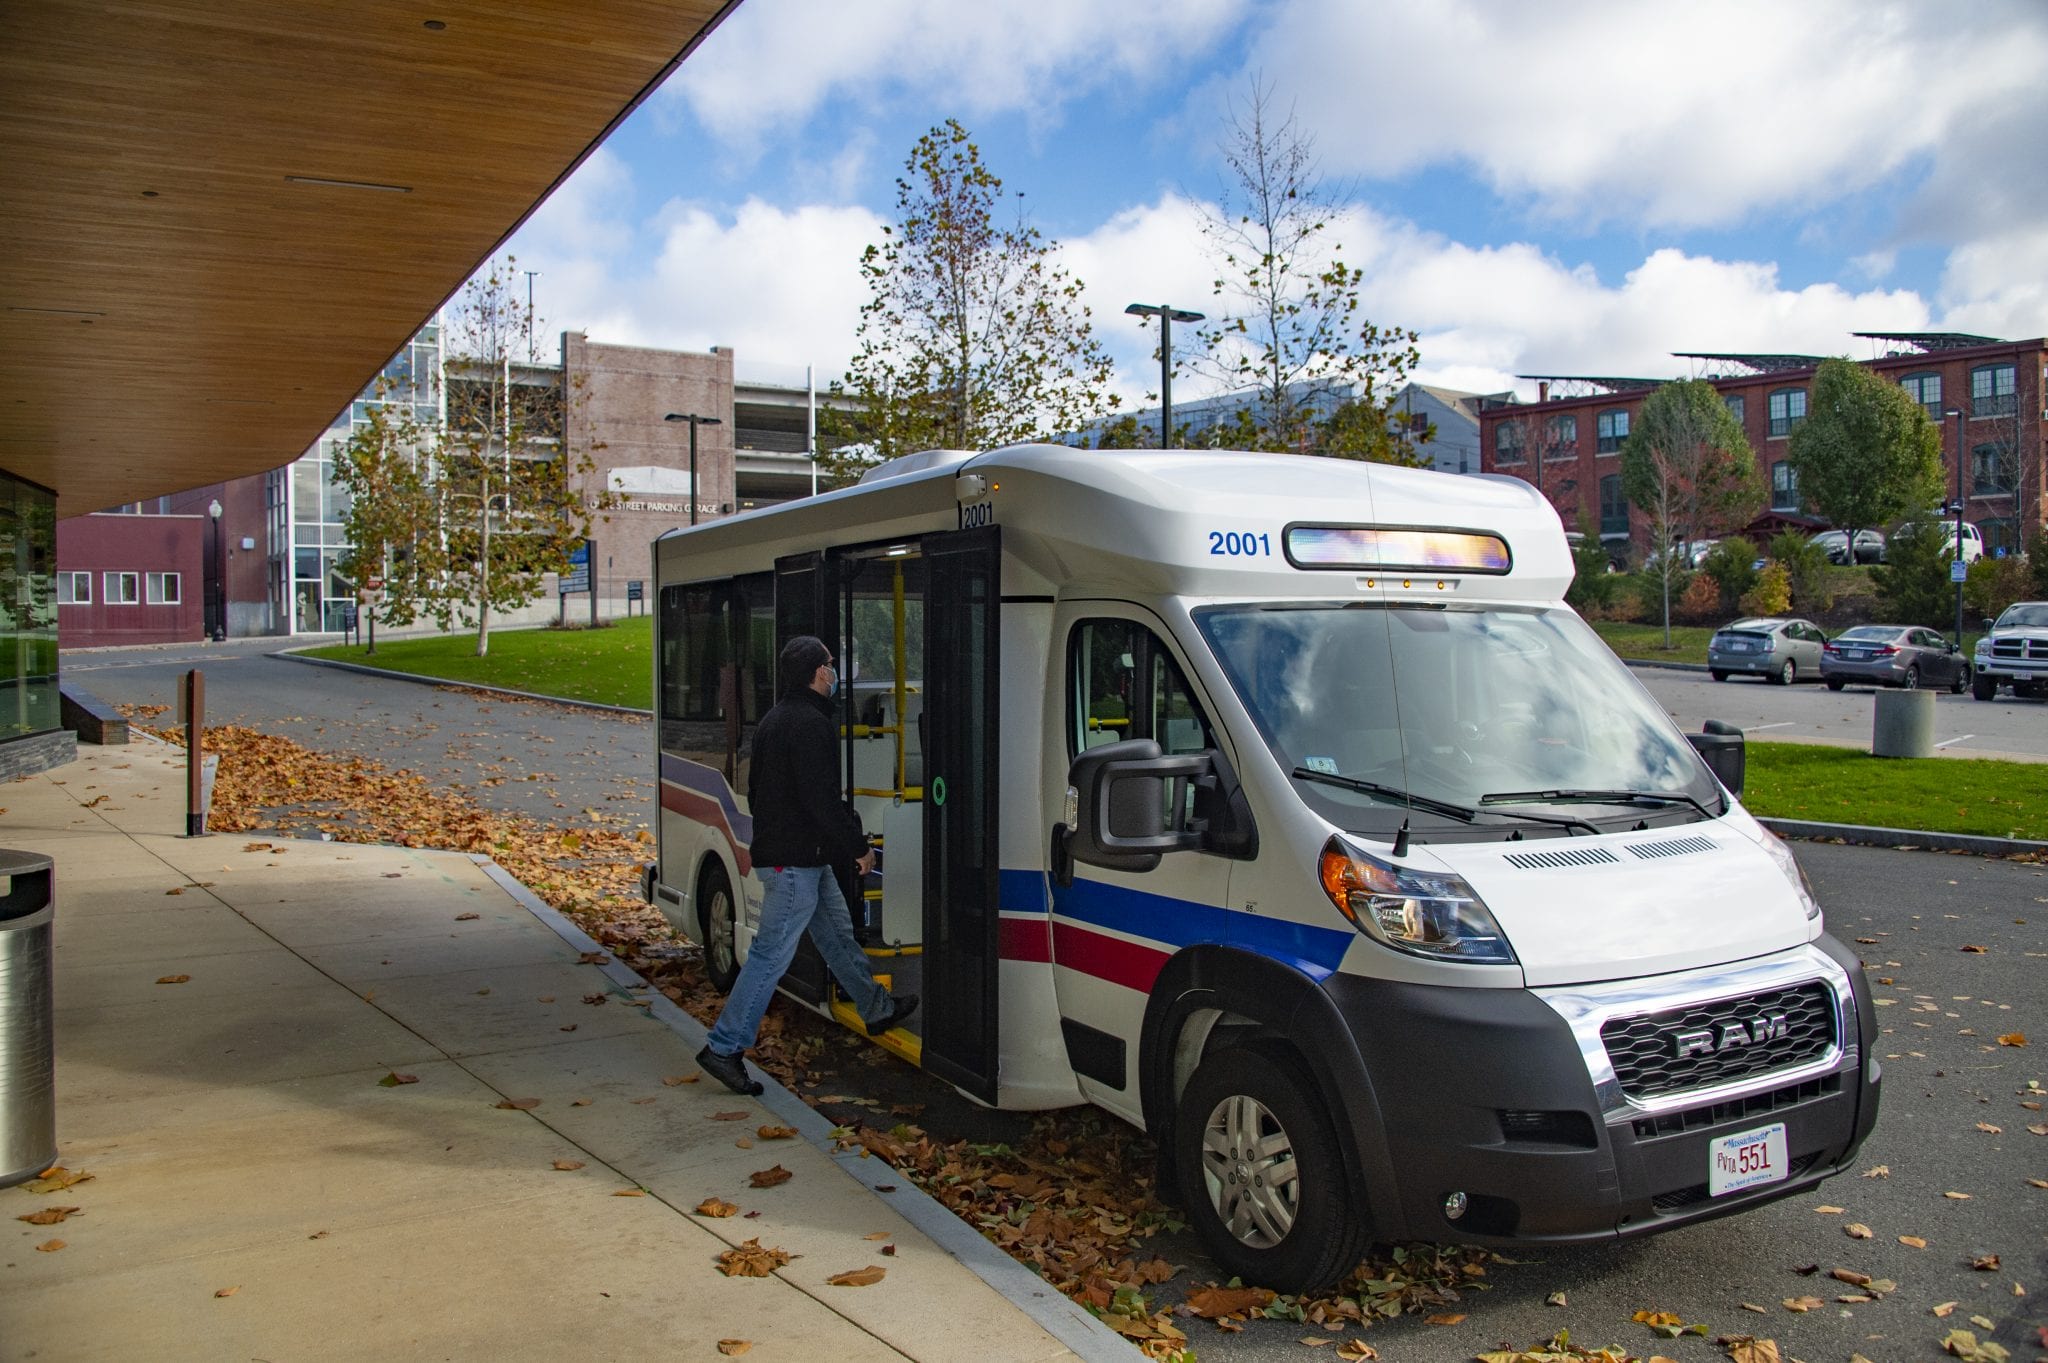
xmin=1051 ymin=921 xmax=1170 ymax=993
xmin=660 ymin=782 xmax=754 ymax=876
xmin=999 ymin=916 xmax=1051 ymax=963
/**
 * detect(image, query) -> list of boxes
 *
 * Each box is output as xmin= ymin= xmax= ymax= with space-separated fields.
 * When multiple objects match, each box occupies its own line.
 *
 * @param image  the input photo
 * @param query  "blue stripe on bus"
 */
xmin=1045 ymin=874 xmax=1354 ymax=981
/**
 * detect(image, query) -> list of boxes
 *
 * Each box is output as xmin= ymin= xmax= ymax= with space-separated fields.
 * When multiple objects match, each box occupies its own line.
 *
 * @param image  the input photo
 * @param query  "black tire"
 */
xmin=1826 ymin=678 xmax=1845 ymax=692
xmin=1904 ymin=665 xmax=1921 ymax=690
xmin=1950 ymin=665 xmax=1969 ymax=696
xmin=1774 ymin=660 xmax=1795 ymax=686
xmin=1972 ymin=673 xmax=1998 ymax=701
xmin=1711 ymin=669 xmax=1729 ymax=682
xmin=698 ymin=859 xmax=740 ymax=994
xmin=1174 ymin=1040 xmax=1369 ymax=1293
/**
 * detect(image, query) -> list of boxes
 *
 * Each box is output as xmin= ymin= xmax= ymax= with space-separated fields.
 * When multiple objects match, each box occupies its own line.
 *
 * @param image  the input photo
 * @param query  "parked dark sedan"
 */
xmin=1821 ymin=624 xmax=1971 ymax=692
xmin=1810 ymin=529 xmax=1885 ymax=564
xmin=1708 ymin=616 xmax=1827 ymax=684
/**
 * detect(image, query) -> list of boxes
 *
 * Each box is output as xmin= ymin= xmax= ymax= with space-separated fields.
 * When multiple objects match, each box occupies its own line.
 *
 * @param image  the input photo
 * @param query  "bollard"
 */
xmin=0 ymin=849 xmax=56 ymax=1187
xmin=1871 ymin=687 xmax=1935 ymax=758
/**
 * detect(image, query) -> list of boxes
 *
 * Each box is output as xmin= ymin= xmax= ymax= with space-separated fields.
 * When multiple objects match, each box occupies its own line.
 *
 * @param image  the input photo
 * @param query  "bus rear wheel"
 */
xmin=1174 ymin=1040 xmax=1368 ymax=1293
xmin=699 ymin=861 xmax=740 ymax=994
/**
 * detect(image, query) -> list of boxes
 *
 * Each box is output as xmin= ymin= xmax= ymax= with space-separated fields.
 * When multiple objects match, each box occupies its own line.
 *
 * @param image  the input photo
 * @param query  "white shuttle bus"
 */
xmin=645 ymin=444 xmax=1879 ymax=1290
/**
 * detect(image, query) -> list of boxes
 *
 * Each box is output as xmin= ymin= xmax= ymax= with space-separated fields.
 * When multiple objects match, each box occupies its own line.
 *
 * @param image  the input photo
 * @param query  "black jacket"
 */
xmin=747 ymin=688 xmax=863 ymax=869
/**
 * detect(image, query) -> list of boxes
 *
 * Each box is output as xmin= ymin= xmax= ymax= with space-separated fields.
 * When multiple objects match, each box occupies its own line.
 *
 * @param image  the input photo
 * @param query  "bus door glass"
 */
xmin=1051 ymin=606 xmax=1230 ymax=1112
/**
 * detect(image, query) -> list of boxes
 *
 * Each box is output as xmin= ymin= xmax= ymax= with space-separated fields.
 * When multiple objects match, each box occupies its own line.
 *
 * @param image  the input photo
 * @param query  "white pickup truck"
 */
xmin=1972 ymin=600 xmax=2048 ymax=700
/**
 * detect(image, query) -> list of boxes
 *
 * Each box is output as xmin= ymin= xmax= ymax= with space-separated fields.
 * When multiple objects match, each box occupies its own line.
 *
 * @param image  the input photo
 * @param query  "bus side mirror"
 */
xmin=1061 ymin=740 xmax=1208 ymax=876
xmin=1688 ymin=719 xmax=1745 ymax=797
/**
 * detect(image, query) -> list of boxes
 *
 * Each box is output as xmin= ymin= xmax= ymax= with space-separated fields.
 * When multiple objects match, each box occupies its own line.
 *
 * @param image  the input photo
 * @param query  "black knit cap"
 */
xmin=778 ymin=634 xmax=831 ymax=696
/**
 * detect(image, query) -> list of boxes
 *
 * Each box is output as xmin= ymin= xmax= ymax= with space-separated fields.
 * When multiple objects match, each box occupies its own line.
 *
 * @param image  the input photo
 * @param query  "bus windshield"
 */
xmin=1195 ymin=603 xmax=1723 ymax=837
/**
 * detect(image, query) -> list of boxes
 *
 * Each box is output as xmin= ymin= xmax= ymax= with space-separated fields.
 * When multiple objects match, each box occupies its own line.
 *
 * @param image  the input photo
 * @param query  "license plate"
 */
xmin=1709 ymin=1122 xmax=1788 ymax=1197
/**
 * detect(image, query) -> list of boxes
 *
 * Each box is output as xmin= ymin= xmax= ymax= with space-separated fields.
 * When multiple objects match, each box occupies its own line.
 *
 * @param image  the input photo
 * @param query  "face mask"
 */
xmin=822 ymin=665 xmax=839 ymax=698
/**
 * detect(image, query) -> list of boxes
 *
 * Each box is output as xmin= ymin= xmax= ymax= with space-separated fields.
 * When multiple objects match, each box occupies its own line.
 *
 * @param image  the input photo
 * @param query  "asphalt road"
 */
xmin=1633 ymin=663 xmax=2048 ymax=762
xmin=62 ymin=642 xmax=2048 ymax=1360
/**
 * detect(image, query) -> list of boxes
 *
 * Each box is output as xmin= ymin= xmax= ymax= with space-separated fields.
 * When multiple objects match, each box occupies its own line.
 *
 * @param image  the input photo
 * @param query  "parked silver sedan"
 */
xmin=1821 ymin=624 xmax=1972 ymax=693
xmin=1707 ymin=616 xmax=1827 ymax=685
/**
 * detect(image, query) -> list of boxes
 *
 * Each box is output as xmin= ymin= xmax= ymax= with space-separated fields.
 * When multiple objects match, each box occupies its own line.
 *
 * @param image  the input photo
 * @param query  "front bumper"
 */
xmin=1321 ymin=937 xmax=1879 ymax=1243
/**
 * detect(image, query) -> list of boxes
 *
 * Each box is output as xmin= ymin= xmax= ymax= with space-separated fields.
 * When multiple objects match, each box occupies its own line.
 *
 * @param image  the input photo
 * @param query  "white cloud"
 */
xmin=667 ymin=0 xmax=1249 ymax=148
xmin=1229 ymin=0 xmax=2048 ymax=231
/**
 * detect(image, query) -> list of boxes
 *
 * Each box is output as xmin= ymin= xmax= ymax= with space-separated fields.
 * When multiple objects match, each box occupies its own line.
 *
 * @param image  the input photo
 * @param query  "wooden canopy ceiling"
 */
xmin=0 ymin=0 xmax=734 ymax=516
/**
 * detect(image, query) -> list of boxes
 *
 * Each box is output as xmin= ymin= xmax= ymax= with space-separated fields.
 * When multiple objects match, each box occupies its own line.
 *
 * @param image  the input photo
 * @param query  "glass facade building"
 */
xmin=0 ymin=472 xmax=60 ymax=747
xmin=270 ymin=324 xmax=442 ymax=633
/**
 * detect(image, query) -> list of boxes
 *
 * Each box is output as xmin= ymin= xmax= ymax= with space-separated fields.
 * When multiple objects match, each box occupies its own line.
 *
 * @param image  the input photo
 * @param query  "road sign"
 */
xmin=559 ymin=540 xmax=592 ymax=595
xmin=1950 ymin=560 xmax=1969 ymax=583
xmin=626 ymin=580 xmax=643 ymax=602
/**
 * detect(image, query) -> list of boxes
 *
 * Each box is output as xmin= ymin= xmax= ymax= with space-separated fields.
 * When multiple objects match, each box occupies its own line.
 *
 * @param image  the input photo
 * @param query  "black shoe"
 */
xmin=865 ymin=993 xmax=918 ymax=1036
xmin=696 ymin=1045 xmax=763 ymax=1096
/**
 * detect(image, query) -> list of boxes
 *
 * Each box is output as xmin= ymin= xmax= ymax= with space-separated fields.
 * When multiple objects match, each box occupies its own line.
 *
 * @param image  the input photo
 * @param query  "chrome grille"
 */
xmin=1506 ymin=846 xmax=1620 ymax=869
xmin=1991 ymin=638 xmax=2048 ymax=659
xmin=1625 ymin=836 xmax=1718 ymax=860
xmin=1600 ymin=983 xmax=1836 ymax=1100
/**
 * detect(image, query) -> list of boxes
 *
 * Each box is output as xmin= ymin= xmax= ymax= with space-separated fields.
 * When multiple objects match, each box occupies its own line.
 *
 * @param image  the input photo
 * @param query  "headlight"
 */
xmin=1756 ymin=827 xmax=1822 ymax=921
xmin=1317 ymin=836 xmax=1516 ymax=964
xmin=1974 ymin=641 xmax=1991 ymax=659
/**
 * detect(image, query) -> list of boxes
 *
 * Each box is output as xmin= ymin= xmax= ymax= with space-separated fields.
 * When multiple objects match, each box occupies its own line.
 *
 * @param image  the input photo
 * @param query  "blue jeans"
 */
xmin=705 ymin=864 xmax=892 ymax=1055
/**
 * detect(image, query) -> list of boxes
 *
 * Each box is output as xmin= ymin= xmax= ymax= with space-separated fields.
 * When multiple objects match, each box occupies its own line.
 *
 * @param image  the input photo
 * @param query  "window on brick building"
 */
xmin=1544 ymin=414 xmax=1578 ymax=459
xmin=1771 ymin=460 xmax=1800 ymax=512
xmin=1494 ymin=421 xmax=1525 ymax=464
xmin=57 ymin=572 xmax=91 ymax=605
xmin=1767 ymin=387 xmax=1807 ymax=437
xmin=1599 ymin=474 xmax=1629 ymax=536
xmin=1596 ymin=409 xmax=1629 ymax=453
xmin=1971 ymin=444 xmax=2008 ymax=497
xmin=1899 ymin=372 xmax=1941 ymax=418
xmin=1723 ymin=393 xmax=1745 ymax=423
xmin=1971 ymin=363 xmax=2016 ymax=418
xmin=104 ymin=572 xmax=139 ymax=605
xmin=146 ymin=571 xmax=181 ymax=605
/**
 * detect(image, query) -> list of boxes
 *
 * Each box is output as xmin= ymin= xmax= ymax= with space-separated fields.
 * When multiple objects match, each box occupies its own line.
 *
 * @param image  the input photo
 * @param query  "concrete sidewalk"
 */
xmin=1 ymin=741 xmax=1121 ymax=1362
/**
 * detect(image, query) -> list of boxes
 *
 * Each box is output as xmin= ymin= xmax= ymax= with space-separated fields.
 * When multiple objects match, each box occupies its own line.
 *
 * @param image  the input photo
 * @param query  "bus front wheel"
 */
xmin=699 ymin=861 xmax=740 ymax=994
xmin=1174 ymin=1040 xmax=1368 ymax=1293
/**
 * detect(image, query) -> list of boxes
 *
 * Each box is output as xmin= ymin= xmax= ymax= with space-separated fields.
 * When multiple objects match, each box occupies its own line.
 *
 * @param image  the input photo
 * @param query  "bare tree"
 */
xmin=1621 ymin=380 xmax=1765 ymax=647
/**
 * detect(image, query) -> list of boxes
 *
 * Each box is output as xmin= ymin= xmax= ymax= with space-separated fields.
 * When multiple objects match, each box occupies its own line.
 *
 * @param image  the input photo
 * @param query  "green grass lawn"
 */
xmin=1743 ymin=740 xmax=2046 ymax=841
xmin=302 ymin=617 xmax=653 ymax=709
xmin=1589 ymin=621 xmax=1719 ymax=664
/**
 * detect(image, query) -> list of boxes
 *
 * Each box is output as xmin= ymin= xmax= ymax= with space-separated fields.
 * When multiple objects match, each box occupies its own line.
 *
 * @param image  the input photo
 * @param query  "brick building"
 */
xmin=1477 ymin=333 xmax=2047 ymax=564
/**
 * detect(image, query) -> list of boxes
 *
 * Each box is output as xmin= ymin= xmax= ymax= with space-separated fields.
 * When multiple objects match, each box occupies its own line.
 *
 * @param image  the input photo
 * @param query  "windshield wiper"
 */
xmin=1292 ymin=767 xmax=1598 ymax=835
xmin=1479 ymin=788 xmax=1715 ymax=818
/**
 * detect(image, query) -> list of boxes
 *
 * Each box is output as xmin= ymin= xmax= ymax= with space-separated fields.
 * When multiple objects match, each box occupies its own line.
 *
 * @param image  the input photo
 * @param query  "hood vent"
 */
xmin=1626 ymin=835 xmax=1718 ymax=860
xmin=1505 ymin=846 xmax=1620 ymax=870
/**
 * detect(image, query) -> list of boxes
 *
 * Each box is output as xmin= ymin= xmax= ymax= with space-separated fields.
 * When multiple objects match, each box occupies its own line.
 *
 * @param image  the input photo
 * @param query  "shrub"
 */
xmin=1872 ymin=521 xmax=1955 ymax=628
xmin=1740 ymin=561 xmax=1793 ymax=616
xmin=1768 ymin=530 xmax=1834 ymax=613
xmin=2030 ymin=528 xmax=2048 ymax=598
xmin=1565 ymin=537 xmax=1622 ymax=614
xmin=1699 ymin=539 xmax=1759 ymax=612
xmin=1964 ymin=554 xmax=2033 ymax=622
xmin=1674 ymin=572 xmax=1722 ymax=624
xmin=1634 ymin=563 xmax=1691 ymax=622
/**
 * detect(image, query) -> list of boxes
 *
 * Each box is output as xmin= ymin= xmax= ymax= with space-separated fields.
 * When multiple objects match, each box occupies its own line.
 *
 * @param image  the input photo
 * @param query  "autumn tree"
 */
xmin=1787 ymin=357 xmax=1944 ymax=572
xmin=1192 ymin=78 xmax=1420 ymax=456
xmin=1620 ymin=379 xmax=1764 ymax=646
xmin=830 ymin=120 xmax=1117 ymax=480
xmin=334 ymin=375 xmax=438 ymax=653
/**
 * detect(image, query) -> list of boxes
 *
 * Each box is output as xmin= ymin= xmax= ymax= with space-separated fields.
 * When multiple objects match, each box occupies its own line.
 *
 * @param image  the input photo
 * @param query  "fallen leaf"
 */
xmin=1634 ymin=1311 xmax=1683 ymax=1328
xmin=570 ymin=1098 xmax=590 ymax=1107
xmin=1845 ymin=1222 xmax=1873 ymax=1239
xmin=716 ymin=1239 xmax=793 ymax=1277
xmin=1186 ymin=1285 xmax=1277 ymax=1318
xmin=1334 ymin=1342 xmax=1377 ymax=1362
xmin=1831 ymin=1268 xmax=1873 ymax=1287
xmin=23 ymin=1166 xmax=92 ymax=1194
xmin=717 ymin=1342 xmax=751 ymax=1357
xmin=1782 ymin=1296 xmax=1825 ymax=1312
xmin=1997 ymin=1032 xmax=2027 ymax=1046
xmin=1299 ymin=1337 xmax=1334 ymax=1348
xmin=1971 ymin=1254 xmax=2000 ymax=1271
xmin=1862 ymin=1164 xmax=1890 ymax=1178
xmin=1933 ymin=1301 xmax=1960 ymax=1317
xmin=748 ymin=1165 xmax=793 ymax=1189
xmin=734 ymin=1137 xmax=753 ymax=1149
xmin=1740 ymin=1303 xmax=1768 ymax=1314
xmin=156 ymin=974 xmax=191 ymax=984
xmin=1901 ymin=1235 xmax=1930 ymax=1248
xmin=16 ymin=1206 xmax=80 ymax=1226
xmin=757 ymin=1125 xmax=798 ymax=1140
xmin=214 ymin=1286 xmax=238 ymax=1298
xmin=1545 ymin=1291 xmax=1568 ymax=1307
xmin=581 ymin=992 xmax=607 ymax=1006
xmin=613 ymin=1189 xmax=647 ymax=1197
xmin=378 ymin=1071 xmax=419 ymax=1087
xmin=34 ymin=1239 xmax=65 ymax=1253
xmin=695 ymin=1198 xmax=740 ymax=1218
xmin=710 ymin=1111 xmax=751 ymax=1122
xmin=2028 ymin=1179 xmax=2048 ymax=1189
xmin=826 ymin=1265 xmax=886 ymax=1287
xmin=1813 ymin=1204 xmax=1845 ymax=1214
xmin=1977 ymin=1122 xmax=2003 ymax=1134
xmin=308 ymin=1230 xmax=329 ymax=1239
xmin=663 ymin=1073 xmax=701 ymax=1086
xmin=1960 ymin=944 xmax=1987 ymax=953
xmin=1423 ymin=1313 xmax=1466 ymax=1326
xmin=454 ymin=912 xmax=480 ymax=921
xmin=1721 ymin=1336 xmax=1781 ymax=1363
xmin=1945 ymin=1191 xmax=1973 ymax=1199
xmin=494 ymin=1097 xmax=540 ymax=1111
xmin=577 ymin=951 xmax=609 ymax=964
xmin=552 ymin=1159 xmax=585 ymax=1172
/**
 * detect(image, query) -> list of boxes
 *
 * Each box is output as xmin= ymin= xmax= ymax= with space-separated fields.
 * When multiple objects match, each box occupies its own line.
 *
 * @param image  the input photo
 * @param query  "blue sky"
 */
xmin=501 ymin=0 xmax=2048 ymax=407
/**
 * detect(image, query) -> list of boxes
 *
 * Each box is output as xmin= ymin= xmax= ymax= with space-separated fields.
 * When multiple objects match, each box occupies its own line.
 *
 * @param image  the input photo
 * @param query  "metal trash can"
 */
xmin=1872 ymin=687 xmax=1935 ymax=759
xmin=0 ymin=849 xmax=56 ymax=1188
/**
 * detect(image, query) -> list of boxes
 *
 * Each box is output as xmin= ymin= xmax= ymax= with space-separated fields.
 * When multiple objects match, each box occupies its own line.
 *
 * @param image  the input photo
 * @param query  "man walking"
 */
xmin=696 ymin=635 xmax=917 ymax=1096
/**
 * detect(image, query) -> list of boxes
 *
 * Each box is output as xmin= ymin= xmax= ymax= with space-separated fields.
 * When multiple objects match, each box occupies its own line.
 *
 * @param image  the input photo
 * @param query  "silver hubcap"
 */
xmin=707 ymin=887 xmax=735 ymax=978
xmin=1781 ymin=662 xmax=1794 ymax=683
xmin=1199 ymin=1094 xmax=1301 ymax=1249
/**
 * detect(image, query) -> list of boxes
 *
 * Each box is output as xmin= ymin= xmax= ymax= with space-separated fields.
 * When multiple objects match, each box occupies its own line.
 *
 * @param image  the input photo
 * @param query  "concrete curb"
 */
xmin=1757 ymin=817 xmax=2048 ymax=858
xmin=469 ymin=857 xmax=1134 ymax=1363
xmin=1622 ymin=657 xmax=1712 ymax=673
xmin=276 ymin=649 xmax=654 ymax=718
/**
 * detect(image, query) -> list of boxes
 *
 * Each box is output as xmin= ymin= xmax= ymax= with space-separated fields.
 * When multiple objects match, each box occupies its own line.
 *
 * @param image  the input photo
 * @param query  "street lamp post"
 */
xmin=1124 ymin=303 xmax=1204 ymax=448
xmin=664 ymin=412 xmax=723 ymax=527
xmin=207 ymin=498 xmax=224 ymax=642
xmin=1948 ymin=407 xmax=1966 ymax=647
